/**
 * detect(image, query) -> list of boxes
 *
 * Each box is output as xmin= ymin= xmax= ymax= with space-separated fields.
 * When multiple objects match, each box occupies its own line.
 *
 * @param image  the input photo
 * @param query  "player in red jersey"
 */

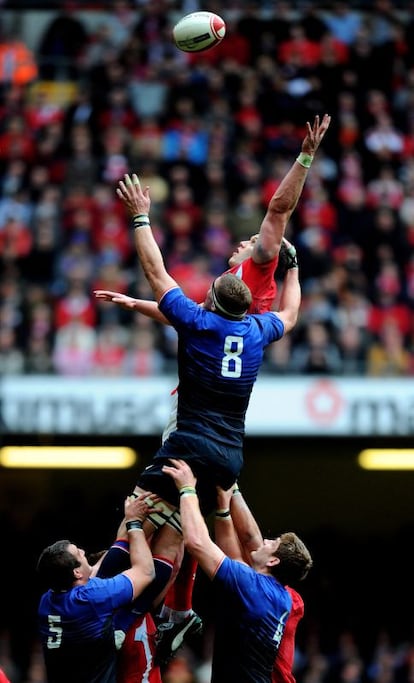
xmin=215 ymin=482 xmax=309 ymax=683
xmin=116 ymin=612 xmax=161 ymax=683
xmin=273 ymin=586 xmax=304 ymax=683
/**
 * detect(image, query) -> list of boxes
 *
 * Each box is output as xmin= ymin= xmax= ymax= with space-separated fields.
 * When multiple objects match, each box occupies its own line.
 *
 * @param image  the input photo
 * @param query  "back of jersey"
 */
xmin=39 ymin=588 xmax=118 ymax=683
xmin=159 ymin=288 xmax=284 ymax=446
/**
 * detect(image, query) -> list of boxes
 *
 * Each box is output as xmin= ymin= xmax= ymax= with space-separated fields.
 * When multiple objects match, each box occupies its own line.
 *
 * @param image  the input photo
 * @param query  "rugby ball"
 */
xmin=173 ymin=11 xmax=226 ymax=53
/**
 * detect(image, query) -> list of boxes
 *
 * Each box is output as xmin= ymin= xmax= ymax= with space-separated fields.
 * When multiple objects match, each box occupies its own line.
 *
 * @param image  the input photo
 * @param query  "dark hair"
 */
xmin=37 ymin=540 xmax=80 ymax=591
xmin=272 ymin=532 xmax=313 ymax=585
xmin=212 ymin=273 xmax=252 ymax=319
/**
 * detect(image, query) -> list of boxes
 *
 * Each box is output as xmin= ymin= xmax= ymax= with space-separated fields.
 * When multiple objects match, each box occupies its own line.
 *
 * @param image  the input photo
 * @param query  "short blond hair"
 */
xmin=272 ymin=532 xmax=313 ymax=585
xmin=212 ymin=274 xmax=252 ymax=319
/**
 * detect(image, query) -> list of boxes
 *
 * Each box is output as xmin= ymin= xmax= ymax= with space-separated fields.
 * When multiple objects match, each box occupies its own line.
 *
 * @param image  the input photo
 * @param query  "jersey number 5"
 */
xmin=47 ymin=615 xmax=63 ymax=649
xmin=221 ymin=336 xmax=243 ymax=378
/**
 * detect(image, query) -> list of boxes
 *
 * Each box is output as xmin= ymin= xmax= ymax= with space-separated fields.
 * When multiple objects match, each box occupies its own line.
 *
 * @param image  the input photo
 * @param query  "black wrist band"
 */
xmin=126 ymin=520 xmax=143 ymax=531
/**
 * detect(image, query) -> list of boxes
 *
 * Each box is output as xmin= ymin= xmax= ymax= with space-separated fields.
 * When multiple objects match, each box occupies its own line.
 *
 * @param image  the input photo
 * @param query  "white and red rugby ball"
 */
xmin=173 ymin=11 xmax=226 ymax=53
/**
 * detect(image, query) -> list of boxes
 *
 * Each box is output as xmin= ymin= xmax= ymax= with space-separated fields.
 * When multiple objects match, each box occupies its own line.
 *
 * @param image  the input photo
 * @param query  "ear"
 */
xmin=267 ymin=556 xmax=280 ymax=569
xmin=73 ymin=567 xmax=82 ymax=580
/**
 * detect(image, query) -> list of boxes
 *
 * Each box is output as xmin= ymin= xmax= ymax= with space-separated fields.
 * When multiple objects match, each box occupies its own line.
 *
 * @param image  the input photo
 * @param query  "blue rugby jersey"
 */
xmin=211 ymin=557 xmax=292 ymax=683
xmin=38 ymin=575 xmax=133 ymax=683
xmin=159 ymin=287 xmax=284 ymax=447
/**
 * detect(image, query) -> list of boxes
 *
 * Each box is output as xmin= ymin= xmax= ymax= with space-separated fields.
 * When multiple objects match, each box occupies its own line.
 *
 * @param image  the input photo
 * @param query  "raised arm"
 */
xmin=121 ymin=493 xmax=157 ymax=599
xmin=230 ymin=485 xmax=264 ymax=560
xmin=214 ymin=485 xmax=245 ymax=562
xmin=93 ymin=290 xmax=171 ymax=325
xmin=117 ymin=174 xmax=177 ymax=302
xmin=253 ymin=114 xmax=331 ymax=264
xmin=162 ymin=459 xmax=225 ymax=579
xmin=274 ymin=239 xmax=301 ymax=334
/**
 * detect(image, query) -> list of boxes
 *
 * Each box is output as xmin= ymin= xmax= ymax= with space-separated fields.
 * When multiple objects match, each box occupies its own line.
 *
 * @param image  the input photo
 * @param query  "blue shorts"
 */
xmin=137 ymin=430 xmax=243 ymax=516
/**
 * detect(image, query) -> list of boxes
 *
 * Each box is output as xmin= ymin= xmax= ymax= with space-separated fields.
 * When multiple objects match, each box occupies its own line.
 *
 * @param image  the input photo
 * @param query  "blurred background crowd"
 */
xmin=2 ymin=0 xmax=414 ymax=380
xmin=1 ymin=1 xmax=414 ymax=682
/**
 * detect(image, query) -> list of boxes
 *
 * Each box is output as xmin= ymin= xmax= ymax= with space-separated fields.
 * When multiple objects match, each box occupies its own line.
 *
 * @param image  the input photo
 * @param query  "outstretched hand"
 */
xmin=94 ymin=290 xmax=137 ymax=310
xmin=117 ymin=173 xmax=151 ymax=218
xmin=302 ymin=114 xmax=331 ymax=156
xmin=124 ymin=492 xmax=161 ymax=521
xmin=162 ymin=458 xmax=197 ymax=491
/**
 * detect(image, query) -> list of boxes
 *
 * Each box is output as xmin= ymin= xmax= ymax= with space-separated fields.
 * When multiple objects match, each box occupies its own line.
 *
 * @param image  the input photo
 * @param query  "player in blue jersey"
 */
xmin=163 ymin=458 xmax=312 ymax=683
xmin=214 ymin=482 xmax=309 ymax=683
xmin=37 ymin=493 xmax=157 ymax=683
xmin=116 ymin=172 xmax=300 ymax=519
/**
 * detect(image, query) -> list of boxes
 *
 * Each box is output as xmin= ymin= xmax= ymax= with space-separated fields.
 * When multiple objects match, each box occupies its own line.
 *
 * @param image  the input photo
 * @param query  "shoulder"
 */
xmin=158 ymin=286 xmax=183 ymax=307
xmin=158 ymin=287 xmax=203 ymax=325
xmin=250 ymin=311 xmax=284 ymax=336
xmin=78 ymin=575 xmax=132 ymax=600
xmin=215 ymin=556 xmax=253 ymax=583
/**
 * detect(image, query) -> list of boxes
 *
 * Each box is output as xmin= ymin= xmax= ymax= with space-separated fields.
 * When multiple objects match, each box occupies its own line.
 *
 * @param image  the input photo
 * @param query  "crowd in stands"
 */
xmin=2 ymin=0 xmax=414 ymax=378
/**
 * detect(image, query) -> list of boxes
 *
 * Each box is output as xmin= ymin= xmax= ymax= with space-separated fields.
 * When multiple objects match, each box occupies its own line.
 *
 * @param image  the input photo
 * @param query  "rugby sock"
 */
xmin=159 ymin=550 xmax=198 ymax=622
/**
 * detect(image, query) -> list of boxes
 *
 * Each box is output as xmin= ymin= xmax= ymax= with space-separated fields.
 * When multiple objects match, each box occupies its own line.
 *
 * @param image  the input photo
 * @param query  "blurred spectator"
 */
xmin=123 ymin=321 xmax=164 ymax=376
xmin=54 ymin=279 xmax=96 ymax=329
xmin=0 ymin=114 xmax=35 ymax=164
xmin=100 ymin=0 xmax=137 ymax=51
xmin=366 ymin=320 xmax=411 ymax=376
xmin=36 ymin=3 xmax=89 ymax=80
xmin=290 ymin=321 xmax=342 ymax=375
xmin=52 ymin=320 xmax=96 ymax=376
xmin=162 ymin=114 xmax=209 ymax=166
xmin=264 ymin=333 xmax=293 ymax=374
xmin=63 ymin=123 xmax=99 ymax=191
xmin=25 ymin=336 xmax=54 ymax=374
xmin=278 ymin=23 xmax=321 ymax=68
xmin=228 ymin=187 xmax=265 ymax=242
xmin=336 ymin=324 xmax=368 ymax=375
xmin=128 ymin=64 xmax=169 ymax=119
xmin=323 ymin=2 xmax=362 ymax=45
xmin=0 ymin=26 xmax=37 ymax=86
xmin=0 ymin=215 xmax=32 ymax=262
xmin=92 ymin=322 xmax=128 ymax=376
xmin=130 ymin=117 xmax=164 ymax=163
xmin=363 ymin=113 xmax=404 ymax=165
xmin=0 ymin=327 xmax=24 ymax=374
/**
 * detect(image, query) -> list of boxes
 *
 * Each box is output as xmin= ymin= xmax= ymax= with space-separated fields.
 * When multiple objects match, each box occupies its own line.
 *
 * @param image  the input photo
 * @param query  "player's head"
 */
xmin=228 ymin=233 xmax=259 ymax=267
xmin=272 ymin=532 xmax=313 ymax=585
xmin=205 ymin=273 xmax=252 ymax=319
xmin=37 ymin=540 xmax=92 ymax=591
